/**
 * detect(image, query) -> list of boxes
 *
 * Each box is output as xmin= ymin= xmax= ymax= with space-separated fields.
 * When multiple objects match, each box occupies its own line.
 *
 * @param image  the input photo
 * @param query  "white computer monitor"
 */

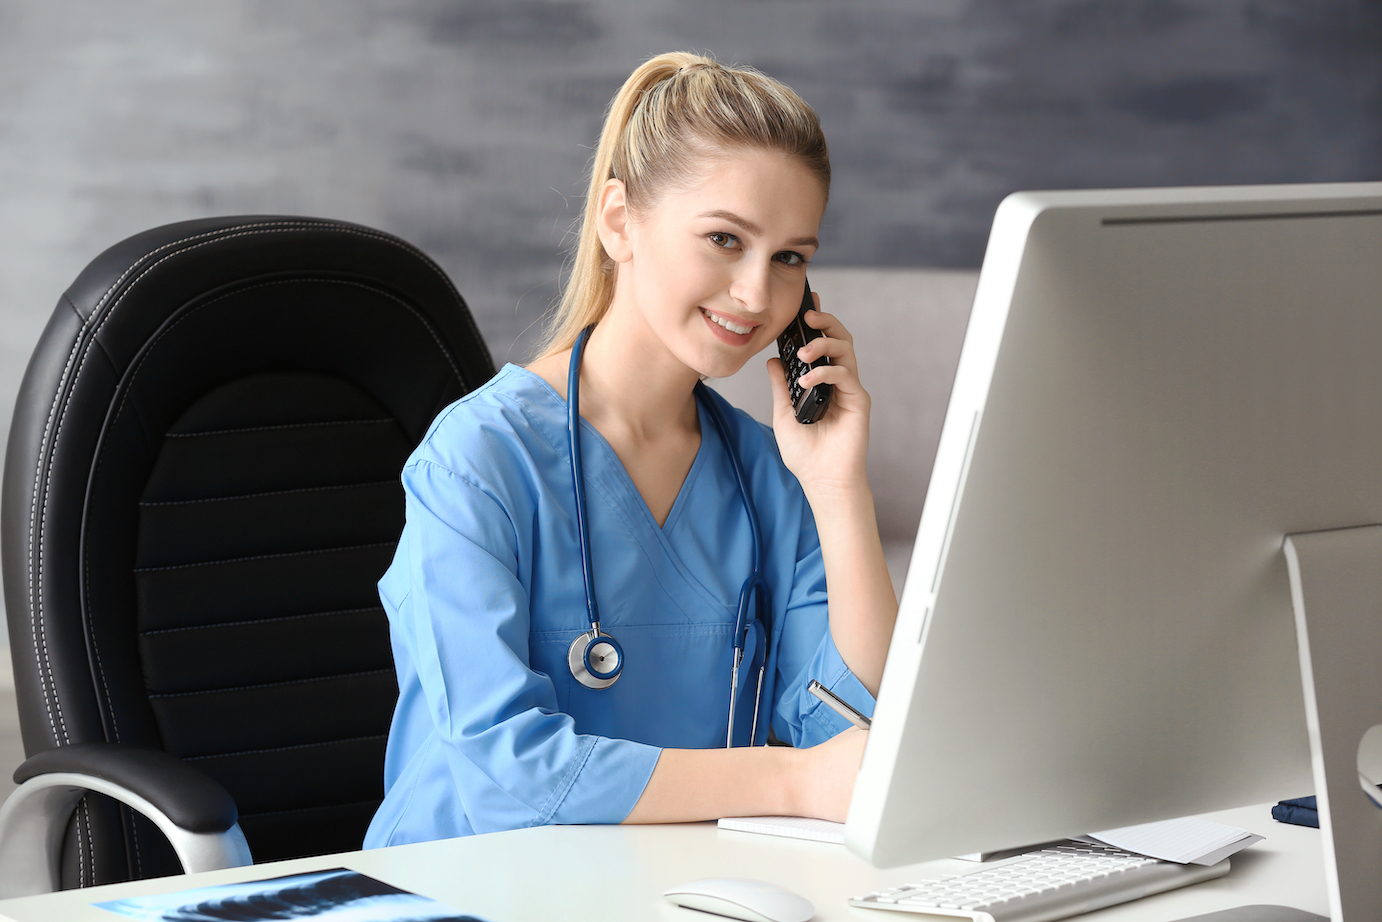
xmin=847 ymin=181 xmax=1382 ymax=868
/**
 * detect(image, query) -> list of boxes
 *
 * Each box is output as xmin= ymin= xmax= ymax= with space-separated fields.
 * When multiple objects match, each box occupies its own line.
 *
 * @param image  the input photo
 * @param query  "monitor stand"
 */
xmin=1283 ymin=523 xmax=1382 ymax=922
xmin=1162 ymin=529 xmax=1376 ymax=922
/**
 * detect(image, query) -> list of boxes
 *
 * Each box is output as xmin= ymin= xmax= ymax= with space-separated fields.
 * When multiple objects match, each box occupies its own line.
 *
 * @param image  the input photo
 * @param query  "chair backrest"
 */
xmin=1 ymin=216 xmax=495 ymax=886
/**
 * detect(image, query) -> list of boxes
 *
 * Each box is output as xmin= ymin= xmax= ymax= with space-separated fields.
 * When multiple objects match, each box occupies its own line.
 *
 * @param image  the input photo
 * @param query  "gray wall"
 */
xmin=1 ymin=1 xmax=1378 ymax=650
xmin=3 ymin=2 xmax=1378 ymax=370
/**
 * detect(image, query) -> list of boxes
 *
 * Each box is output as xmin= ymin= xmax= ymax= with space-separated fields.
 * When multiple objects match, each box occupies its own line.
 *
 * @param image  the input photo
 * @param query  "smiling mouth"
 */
xmin=700 ymin=308 xmax=755 ymax=336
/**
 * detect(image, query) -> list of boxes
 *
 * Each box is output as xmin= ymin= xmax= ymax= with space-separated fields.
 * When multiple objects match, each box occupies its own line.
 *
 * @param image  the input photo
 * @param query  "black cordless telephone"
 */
xmin=776 ymin=277 xmax=832 ymax=424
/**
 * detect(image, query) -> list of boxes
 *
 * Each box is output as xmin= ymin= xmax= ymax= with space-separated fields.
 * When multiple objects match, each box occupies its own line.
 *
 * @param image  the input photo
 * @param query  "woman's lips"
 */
xmin=700 ymin=307 xmax=757 ymax=345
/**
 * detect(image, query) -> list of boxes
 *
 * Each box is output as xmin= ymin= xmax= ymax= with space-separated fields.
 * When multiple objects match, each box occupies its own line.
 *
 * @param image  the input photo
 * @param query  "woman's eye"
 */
xmin=776 ymin=250 xmax=807 ymax=266
xmin=708 ymin=232 xmax=739 ymax=249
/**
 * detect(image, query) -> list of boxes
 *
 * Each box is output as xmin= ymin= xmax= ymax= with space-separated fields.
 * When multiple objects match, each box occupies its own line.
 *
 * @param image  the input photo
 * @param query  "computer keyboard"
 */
xmin=849 ymin=840 xmax=1228 ymax=922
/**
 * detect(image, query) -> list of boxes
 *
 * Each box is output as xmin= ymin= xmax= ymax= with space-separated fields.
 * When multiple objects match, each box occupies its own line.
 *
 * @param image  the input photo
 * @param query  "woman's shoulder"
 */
xmin=410 ymin=364 xmax=567 ymax=483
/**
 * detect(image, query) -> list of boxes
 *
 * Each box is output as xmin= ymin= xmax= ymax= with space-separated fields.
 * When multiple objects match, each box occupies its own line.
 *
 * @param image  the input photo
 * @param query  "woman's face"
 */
xmin=611 ymin=147 xmax=826 ymax=381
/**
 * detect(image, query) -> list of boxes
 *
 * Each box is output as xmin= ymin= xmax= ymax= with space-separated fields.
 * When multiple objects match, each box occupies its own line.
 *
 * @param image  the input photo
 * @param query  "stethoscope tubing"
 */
xmin=568 ymin=326 xmax=603 ymax=634
xmin=566 ymin=325 xmax=771 ymax=745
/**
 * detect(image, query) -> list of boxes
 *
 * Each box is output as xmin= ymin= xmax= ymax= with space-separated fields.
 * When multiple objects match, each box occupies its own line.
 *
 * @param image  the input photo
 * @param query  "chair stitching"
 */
xmin=146 ymin=667 xmax=393 ymax=698
xmin=80 ymin=222 xmax=470 ymax=383
xmin=49 ymin=220 xmax=464 ymax=748
xmin=132 ymin=540 xmax=395 ymax=573
xmin=27 ymin=296 xmax=88 ymax=747
xmin=81 ymin=221 xmax=350 ymax=320
xmin=285 ymin=276 xmax=466 ymax=384
xmin=139 ymin=479 xmax=397 ymax=507
xmin=163 ymin=419 xmax=393 ymax=438
xmin=72 ymin=219 xmax=452 ymax=333
xmin=182 ymin=733 xmax=388 ymax=760
xmin=67 ymin=266 xmax=287 ymax=741
xmin=17 ymin=220 xmax=417 ymax=853
xmin=78 ymin=799 xmax=89 ymax=887
xmin=139 ymin=605 xmax=384 ymax=636
xmin=129 ymin=805 xmax=142 ymax=879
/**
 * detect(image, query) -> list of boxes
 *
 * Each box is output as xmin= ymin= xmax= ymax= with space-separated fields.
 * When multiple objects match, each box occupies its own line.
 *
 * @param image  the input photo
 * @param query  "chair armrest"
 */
xmin=0 ymin=742 xmax=252 ymax=898
xmin=13 ymin=742 xmax=238 ymax=832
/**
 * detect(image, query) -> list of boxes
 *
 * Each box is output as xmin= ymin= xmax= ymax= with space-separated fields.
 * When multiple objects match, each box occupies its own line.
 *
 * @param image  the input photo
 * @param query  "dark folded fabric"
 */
xmin=1271 ymin=795 xmax=1319 ymax=828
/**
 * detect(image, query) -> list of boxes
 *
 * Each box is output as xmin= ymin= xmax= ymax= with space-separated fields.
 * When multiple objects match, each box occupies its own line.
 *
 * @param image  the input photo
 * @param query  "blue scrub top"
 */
xmin=365 ymin=364 xmax=875 ymax=846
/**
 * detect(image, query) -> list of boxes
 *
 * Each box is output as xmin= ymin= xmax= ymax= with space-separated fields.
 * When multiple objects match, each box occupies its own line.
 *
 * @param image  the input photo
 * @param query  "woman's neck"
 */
xmin=523 ymin=308 xmax=704 ymax=527
xmin=574 ymin=316 xmax=701 ymax=444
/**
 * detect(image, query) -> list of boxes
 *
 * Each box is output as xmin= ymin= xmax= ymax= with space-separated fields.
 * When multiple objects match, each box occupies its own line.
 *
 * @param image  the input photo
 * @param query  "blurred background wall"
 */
xmin=0 ymin=0 xmax=1378 ymax=655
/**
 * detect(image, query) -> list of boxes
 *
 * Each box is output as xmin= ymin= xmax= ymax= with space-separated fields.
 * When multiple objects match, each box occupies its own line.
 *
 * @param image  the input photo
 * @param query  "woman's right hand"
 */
xmin=791 ymin=727 xmax=868 ymax=822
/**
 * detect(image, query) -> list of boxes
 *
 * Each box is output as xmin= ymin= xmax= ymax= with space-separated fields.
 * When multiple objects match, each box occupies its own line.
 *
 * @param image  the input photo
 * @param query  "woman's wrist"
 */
xmin=777 ymin=745 xmax=812 ymax=817
xmin=777 ymin=729 xmax=866 ymax=823
xmin=799 ymin=478 xmax=874 ymax=521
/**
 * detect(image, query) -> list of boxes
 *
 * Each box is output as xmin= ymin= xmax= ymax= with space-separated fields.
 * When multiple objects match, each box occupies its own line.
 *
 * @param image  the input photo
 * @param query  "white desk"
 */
xmin=0 ymin=804 xmax=1328 ymax=921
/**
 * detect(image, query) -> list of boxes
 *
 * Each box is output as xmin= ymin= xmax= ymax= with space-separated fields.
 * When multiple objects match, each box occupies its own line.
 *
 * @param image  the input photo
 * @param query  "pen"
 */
xmin=808 ymin=679 xmax=871 ymax=730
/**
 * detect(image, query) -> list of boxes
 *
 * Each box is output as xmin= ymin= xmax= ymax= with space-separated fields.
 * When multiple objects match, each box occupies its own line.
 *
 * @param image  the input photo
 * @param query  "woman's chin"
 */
xmin=691 ymin=351 xmax=753 ymax=382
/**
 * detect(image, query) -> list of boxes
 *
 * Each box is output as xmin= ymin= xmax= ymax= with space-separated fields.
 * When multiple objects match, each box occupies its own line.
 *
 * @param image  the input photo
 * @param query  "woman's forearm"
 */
xmin=805 ymin=482 xmax=897 ymax=697
xmin=623 ymin=746 xmax=799 ymax=824
xmin=622 ymin=728 xmax=865 ymax=825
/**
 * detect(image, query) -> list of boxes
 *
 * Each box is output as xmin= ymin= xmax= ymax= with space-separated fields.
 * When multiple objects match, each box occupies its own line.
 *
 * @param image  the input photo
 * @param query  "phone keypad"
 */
xmin=778 ymin=323 xmax=830 ymax=424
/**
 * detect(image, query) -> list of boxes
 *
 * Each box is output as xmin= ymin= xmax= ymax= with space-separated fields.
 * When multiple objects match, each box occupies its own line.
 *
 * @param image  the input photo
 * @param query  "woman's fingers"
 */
xmin=795 ymin=310 xmax=855 ymax=365
xmin=797 ymin=361 xmax=861 ymax=395
xmin=790 ymin=310 xmax=865 ymax=398
xmin=798 ymin=333 xmax=851 ymax=364
xmin=802 ymin=307 xmax=853 ymax=344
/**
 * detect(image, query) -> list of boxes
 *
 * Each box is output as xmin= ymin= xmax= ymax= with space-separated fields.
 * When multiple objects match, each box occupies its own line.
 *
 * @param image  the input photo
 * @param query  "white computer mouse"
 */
xmin=663 ymin=877 xmax=815 ymax=922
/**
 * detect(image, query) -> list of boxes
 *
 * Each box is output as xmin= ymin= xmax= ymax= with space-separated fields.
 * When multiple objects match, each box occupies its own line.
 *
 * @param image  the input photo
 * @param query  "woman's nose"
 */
xmin=728 ymin=262 xmax=773 ymax=314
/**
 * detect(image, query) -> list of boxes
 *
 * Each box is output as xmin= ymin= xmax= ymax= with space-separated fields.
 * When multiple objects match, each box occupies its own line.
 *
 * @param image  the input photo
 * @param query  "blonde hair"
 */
xmin=535 ymin=51 xmax=830 ymax=358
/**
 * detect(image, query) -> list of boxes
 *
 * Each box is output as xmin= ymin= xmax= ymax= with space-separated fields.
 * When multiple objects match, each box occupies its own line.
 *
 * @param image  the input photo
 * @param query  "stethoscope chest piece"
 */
xmin=568 ymin=626 xmax=623 ymax=689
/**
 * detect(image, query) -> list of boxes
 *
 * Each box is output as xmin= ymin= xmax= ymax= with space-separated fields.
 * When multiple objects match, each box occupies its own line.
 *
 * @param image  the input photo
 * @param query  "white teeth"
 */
xmin=703 ymin=309 xmax=752 ymax=335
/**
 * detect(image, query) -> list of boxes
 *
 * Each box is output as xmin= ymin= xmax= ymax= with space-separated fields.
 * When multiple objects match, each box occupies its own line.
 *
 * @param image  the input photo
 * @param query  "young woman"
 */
xmin=364 ymin=52 xmax=897 ymax=847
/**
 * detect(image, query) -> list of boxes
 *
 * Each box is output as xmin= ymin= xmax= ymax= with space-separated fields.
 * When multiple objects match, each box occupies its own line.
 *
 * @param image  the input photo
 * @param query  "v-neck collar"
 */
xmin=655 ymin=395 xmax=714 ymax=534
xmin=508 ymin=363 xmax=714 ymax=534
xmin=502 ymin=363 xmax=742 ymax=618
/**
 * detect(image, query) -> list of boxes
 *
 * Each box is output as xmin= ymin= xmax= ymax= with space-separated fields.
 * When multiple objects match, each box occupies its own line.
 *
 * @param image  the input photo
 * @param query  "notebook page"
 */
xmin=717 ymin=815 xmax=845 ymax=844
xmin=1087 ymin=816 xmax=1263 ymax=865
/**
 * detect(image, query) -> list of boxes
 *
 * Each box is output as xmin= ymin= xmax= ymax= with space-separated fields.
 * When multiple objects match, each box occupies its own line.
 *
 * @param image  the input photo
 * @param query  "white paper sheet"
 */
xmin=1086 ymin=816 xmax=1263 ymax=865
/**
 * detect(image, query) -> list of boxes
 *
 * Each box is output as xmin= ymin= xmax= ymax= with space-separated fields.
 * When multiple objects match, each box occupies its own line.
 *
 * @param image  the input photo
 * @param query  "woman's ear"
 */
xmin=596 ymin=179 xmax=634 ymax=264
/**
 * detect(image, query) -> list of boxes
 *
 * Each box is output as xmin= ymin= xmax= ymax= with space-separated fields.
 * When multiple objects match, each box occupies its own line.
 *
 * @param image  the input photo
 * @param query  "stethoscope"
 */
xmin=564 ymin=325 xmax=771 ymax=747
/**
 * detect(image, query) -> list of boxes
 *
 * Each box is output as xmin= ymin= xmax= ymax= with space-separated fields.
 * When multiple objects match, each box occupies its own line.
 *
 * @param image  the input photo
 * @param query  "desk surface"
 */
xmin=0 ymin=804 xmax=1328 ymax=921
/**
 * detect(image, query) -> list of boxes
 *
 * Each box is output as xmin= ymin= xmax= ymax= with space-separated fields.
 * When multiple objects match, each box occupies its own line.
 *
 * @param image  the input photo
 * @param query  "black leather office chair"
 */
xmin=0 ymin=216 xmax=495 ymax=895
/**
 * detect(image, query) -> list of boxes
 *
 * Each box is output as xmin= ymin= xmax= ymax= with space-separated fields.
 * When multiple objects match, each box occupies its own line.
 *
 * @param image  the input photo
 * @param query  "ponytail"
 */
xmin=535 ymin=52 xmax=830 ymax=359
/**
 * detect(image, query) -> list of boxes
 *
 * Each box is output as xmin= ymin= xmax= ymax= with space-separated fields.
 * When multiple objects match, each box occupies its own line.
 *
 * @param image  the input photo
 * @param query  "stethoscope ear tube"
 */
xmin=704 ymin=388 xmax=769 ymax=747
xmin=728 ymin=613 xmax=770 ymax=747
xmin=748 ymin=619 xmax=767 ymax=745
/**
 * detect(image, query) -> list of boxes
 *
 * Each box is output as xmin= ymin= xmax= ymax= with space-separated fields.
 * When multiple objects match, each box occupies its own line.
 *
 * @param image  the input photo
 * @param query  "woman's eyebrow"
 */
xmin=698 ymin=210 xmax=818 ymax=249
